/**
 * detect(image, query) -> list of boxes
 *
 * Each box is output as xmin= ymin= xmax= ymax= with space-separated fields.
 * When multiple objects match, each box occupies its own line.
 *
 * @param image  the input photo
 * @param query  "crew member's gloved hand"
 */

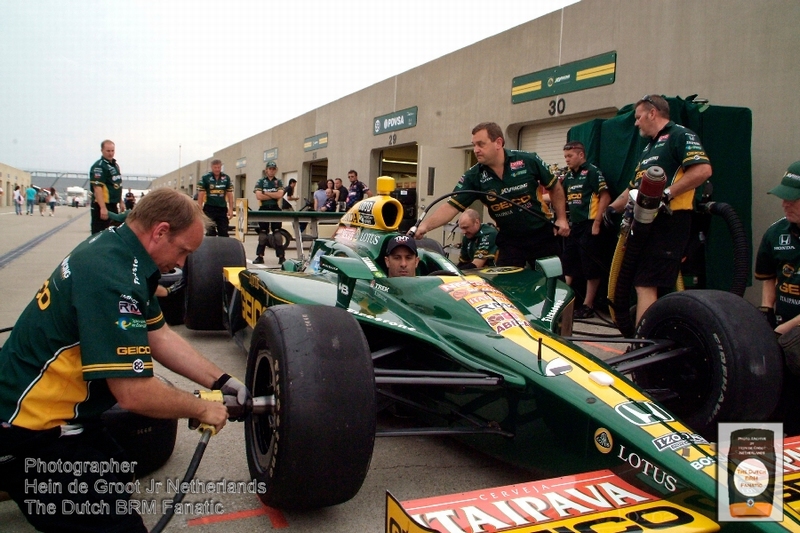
xmin=165 ymin=277 xmax=185 ymax=295
xmin=602 ymin=206 xmax=617 ymax=229
xmin=214 ymin=374 xmax=250 ymax=406
xmin=759 ymin=306 xmax=777 ymax=330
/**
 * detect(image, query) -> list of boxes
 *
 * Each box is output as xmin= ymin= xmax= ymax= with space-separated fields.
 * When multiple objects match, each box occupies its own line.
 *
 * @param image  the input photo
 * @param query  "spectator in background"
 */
xmin=320 ymin=188 xmax=337 ymax=212
xmin=124 ymin=188 xmax=136 ymax=210
xmin=37 ymin=186 xmax=49 ymax=216
xmin=456 ymin=208 xmax=498 ymax=269
xmin=26 ymin=185 xmax=36 ymax=215
xmin=345 ymin=170 xmax=371 ymax=209
xmin=13 ymin=185 xmax=23 ymax=215
xmin=89 ymin=140 xmax=124 ymax=234
xmin=561 ymin=141 xmax=612 ymax=319
xmin=48 ymin=187 xmax=58 ymax=217
xmin=313 ymin=179 xmax=328 ymax=211
xmin=334 ymin=178 xmax=348 ymax=211
xmin=197 ymin=158 xmax=234 ymax=237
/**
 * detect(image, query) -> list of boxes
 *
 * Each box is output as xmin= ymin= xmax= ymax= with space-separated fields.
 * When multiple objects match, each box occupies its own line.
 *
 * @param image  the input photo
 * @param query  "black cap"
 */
xmin=385 ymin=235 xmax=417 ymax=256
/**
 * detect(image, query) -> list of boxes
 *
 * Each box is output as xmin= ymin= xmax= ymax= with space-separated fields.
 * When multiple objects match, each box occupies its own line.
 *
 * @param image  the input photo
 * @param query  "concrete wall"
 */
xmin=151 ymin=0 xmax=800 ymax=301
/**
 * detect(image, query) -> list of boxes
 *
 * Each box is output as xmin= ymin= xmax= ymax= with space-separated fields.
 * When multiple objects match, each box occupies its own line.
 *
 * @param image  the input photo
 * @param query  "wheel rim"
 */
xmin=247 ymin=346 xmax=278 ymax=475
xmin=634 ymin=318 xmax=716 ymax=421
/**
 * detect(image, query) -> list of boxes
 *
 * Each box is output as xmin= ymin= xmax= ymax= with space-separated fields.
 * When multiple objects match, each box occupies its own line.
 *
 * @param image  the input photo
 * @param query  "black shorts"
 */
xmin=634 ymin=210 xmax=692 ymax=288
xmin=496 ymin=226 xmax=561 ymax=269
xmin=562 ymin=221 xmax=613 ymax=280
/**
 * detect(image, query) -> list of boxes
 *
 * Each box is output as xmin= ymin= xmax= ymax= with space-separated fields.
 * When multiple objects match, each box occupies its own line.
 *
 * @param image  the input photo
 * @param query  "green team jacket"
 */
xmin=756 ymin=218 xmax=800 ymax=325
xmin=0 ymin=224 xmax=164 ymax=430
xmin=459 ymin=223 xmax=498 ymax=266
xmin=89 ymin=156 xmax=123 ymax=205
xmin=449 ymin=149 xmax=556 ymax=237
xmin=199 ymin=172 xmax=233 ymax=208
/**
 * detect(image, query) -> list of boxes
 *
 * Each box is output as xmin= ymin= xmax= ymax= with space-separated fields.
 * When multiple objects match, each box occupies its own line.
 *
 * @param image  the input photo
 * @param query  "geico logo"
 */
xmin=489 ymin=195 xmax=532 ymax=211
xmin=536 ymin=505 xmax=695 ymax=533
xmin=117 ymin=346 xmax=151 ymax=356
xmin=241 ymin=290 xmax=265 ymax=328
xmin=779 ymin=282 xmax=800 ymax=295
xmin=566 ymin=193 xmax=582 ymax=201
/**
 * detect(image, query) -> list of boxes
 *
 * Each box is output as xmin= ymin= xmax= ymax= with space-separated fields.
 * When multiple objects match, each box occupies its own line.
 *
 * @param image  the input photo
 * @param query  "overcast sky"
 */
xmin=1 ymin=0 xmax=576 ymax=176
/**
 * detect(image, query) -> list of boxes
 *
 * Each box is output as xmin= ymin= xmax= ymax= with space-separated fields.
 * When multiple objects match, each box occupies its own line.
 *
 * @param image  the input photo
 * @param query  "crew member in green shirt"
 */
xmin=197 ymin=158 xmax=234 ymax=237
xmin=608 ymin=94 xmax=712 ymax=326
xmin=414 ymin=122 xmax=569 ymax=267
xmin=89 ymin=139 xmax=124 ymax=234
xmin=0 ymin=189 xmax=247 ymax=532
xmin=456 ymin=208 xmax=498 ymax=269
xmin=253 ymin=160 xmax=286 ymax=264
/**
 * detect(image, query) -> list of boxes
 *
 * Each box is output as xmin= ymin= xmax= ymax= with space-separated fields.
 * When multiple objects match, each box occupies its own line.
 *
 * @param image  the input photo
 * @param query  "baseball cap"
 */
xmin=266 ymin=161 xmax=277 ymax=169
xmin=768 ymin=161 xmax=800 ymax=201
xmin=385 ymin=235 xmax=417 ymax=256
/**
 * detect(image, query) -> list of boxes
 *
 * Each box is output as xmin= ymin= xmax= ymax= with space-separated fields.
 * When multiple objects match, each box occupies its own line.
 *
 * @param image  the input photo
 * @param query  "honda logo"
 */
xmin=615 ymin=401 xmax=674 ymax=426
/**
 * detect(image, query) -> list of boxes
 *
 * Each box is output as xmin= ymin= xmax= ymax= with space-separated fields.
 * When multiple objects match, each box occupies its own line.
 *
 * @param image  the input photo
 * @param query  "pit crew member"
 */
xmin=0 ymin=188 xmax=245 ymax=532
xmin=561 ymin=141 xmax=612 ymax=318
xmin=413 ymin=122 xmax=569 ymax=268
xmin=89 ymin=140 xmax=123 ymax=234
xmin=253 ymin=160 xmax=286 ymax=264
xmin=607 ymin=94 xmax=712 ymax=326
xmin=456 ymin=208 xmax=498 ymax=269
xmin=197 ymin=158 xmax=234 ymax=237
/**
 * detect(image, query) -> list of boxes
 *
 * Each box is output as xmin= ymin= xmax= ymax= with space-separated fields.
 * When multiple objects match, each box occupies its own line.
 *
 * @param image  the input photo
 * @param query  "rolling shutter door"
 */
xmin=518 ymin=112 xmax=616 ymax=168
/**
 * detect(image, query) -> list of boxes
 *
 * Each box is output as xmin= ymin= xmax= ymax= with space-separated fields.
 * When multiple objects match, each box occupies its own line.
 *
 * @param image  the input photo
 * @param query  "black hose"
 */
xmin=700 ymin=201 xmax=749 ymax=297
xmin=150 ymin=428 xmax=213 ymax=533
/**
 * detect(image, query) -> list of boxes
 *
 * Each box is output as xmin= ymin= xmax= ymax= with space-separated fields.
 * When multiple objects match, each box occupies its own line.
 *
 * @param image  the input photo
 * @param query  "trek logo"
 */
xmin=119 ymin=301 xmax=142 ymax=315
xmin=615 ymin=401 xmax=674 ymax=426
xmin=117 ymin=346 xmax=151 ymax=356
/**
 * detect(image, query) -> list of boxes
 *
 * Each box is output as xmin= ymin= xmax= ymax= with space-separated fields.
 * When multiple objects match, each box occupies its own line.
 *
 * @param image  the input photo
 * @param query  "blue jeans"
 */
xmin=15 ymin=202 xmax=22 ymax=215
xmin=26 ymin=199 xmax=34 ymax=214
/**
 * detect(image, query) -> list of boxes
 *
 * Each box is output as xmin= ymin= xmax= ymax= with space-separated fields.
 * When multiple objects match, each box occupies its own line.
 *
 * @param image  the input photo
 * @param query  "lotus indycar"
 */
xmin=184 ymin=177 xmax=789 ymax=531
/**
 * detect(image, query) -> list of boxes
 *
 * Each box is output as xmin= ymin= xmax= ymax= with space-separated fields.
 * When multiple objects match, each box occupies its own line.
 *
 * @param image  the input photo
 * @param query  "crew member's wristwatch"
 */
xmin=663 ymin=187 xmax=673 ymax=204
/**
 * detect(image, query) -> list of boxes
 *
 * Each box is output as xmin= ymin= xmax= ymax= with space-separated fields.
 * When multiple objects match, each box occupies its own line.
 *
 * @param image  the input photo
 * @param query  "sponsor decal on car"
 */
xmin=387 ymin=469 xmax=717 ymax=533
xmin=652 ymin=432 xmax=708 ymax=453
xmin=594 ymin=428 xmax=613 ymax=454
xmin=614 ymin=400 xmax=674 ymax=426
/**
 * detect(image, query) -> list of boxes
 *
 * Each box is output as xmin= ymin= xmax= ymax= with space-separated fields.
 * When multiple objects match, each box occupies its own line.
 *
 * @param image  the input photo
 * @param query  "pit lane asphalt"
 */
xmin=0 ymin=205 xmax=618 ymax=532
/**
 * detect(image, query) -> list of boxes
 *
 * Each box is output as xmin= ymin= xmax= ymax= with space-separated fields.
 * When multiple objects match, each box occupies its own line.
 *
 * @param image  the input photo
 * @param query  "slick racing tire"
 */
xmin=245 ymin=305 xmax=376 ymax=509
xmin=101 ymin=376 xmax=178 ymax=476
xmin=184 ymin=237 xmax=246 ymax=330
xmin=633 ymin=290 xmax=783 ymax=437
xmin=157 ymin=267 xmax=185 ymax=326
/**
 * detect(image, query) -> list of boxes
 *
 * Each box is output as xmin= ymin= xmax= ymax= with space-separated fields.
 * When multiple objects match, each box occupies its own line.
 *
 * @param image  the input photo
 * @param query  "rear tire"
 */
xmin=184 ymin=237 xmax=246 ymax=330
xmin=245 ymin=305 xmax=376 ymax=509
xmin=633 ymin=290 xmax=783 ymax=437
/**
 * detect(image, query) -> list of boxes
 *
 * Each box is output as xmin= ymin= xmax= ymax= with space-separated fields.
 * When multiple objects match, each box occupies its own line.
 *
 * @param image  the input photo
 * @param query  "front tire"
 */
xmin=245 ymin=305 xmax=376 ymax=509
xmin=633 ymin=290 xmax=783 ymax=437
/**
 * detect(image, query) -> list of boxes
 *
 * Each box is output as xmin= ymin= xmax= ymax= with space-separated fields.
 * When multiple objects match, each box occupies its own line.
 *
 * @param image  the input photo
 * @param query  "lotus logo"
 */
xmin=594 ymin=427 xmax=613 ymax=454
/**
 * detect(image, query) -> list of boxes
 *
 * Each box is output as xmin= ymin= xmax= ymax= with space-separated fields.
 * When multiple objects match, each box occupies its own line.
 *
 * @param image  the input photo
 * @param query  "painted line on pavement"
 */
xmin=0 ymin=212 xmax=88 ymax=270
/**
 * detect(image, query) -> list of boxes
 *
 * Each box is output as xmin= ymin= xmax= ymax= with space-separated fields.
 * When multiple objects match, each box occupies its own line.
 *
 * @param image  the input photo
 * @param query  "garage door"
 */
xmin=518 ymin=112 xmax=616 ymax=169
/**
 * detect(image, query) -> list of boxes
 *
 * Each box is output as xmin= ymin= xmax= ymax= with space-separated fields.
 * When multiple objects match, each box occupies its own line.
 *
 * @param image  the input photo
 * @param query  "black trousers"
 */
xmin=0 ymin=423 xmax=147 ymax=533
xmin=90 ymin=203 xmax=119 ymax=235
xmin=203 ymin=204 xmax=230 ymax=237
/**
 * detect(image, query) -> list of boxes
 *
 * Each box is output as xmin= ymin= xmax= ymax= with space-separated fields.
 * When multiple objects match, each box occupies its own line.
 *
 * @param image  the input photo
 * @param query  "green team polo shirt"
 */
xmin=449 ymin=149 xmax=556 ymax=237
xmin=0 ymin=224 xmax=164 ymax=430
xmin=254 ymin=176 xmax=284 ymax=209
xmin=563 ymin=162 xmax=608 ymax=224
xmin=89 ymin=156 xmax=123 ymax=205
xmin=199 ymin=172 xmax=233 ymax=208
xmin=459 ymin=223 xmax=498 ymax=266
xmin=628 ymin=121 xmax=710 ymax=212
xmin=755 ymin=218 xmax=800 ymax=325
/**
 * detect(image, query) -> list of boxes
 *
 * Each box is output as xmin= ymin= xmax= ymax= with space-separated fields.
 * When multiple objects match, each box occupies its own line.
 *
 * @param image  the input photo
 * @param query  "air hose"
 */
xmin=150 ymin=429 xmax=213 ymax=533
xmin=699 ymin=201 xmax=749 ymax=297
